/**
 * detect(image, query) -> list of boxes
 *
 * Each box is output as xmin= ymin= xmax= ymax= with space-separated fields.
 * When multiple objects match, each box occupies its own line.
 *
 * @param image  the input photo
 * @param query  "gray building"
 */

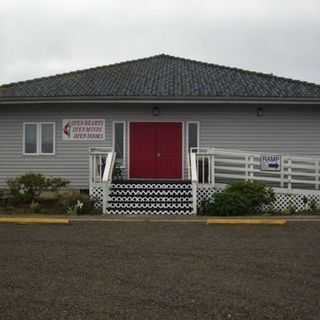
xmin=1 ymin=54 xmax=320 ymax=214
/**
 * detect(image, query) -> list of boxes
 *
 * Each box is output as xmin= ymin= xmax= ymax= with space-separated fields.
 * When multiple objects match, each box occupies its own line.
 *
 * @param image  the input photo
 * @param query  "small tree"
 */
xmin=7 ymin=173 xmax=69 ymax=205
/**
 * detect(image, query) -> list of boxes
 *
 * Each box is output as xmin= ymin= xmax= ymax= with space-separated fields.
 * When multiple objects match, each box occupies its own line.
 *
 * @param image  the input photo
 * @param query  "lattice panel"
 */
xmin=107 ymin=209 xmax=192 ymax=215
xmin=92 ymin=183 xmax=320 ymax=214
xmin=197 ymin=185 xmax=223 ymax=207
xmin=110 ymin=196 xmax=191 ymax=202
xmin=89 ymin=185 xmax=103 ymax=208
xmin=107 ymin=182 xmax=193 ymax=215
xmin=273 ymin=193 xmax=320 ymax=211
xmin=197 ymin=185 xmax=320 ymax=212
xmin=108 ymin=202 xmax=192 ymax=210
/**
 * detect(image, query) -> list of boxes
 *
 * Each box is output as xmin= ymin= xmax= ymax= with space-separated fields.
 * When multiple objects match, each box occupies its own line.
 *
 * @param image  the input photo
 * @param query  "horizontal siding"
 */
xmin=199 ymin=106 xmax=320 ymax=154
xmin=0 ymin=103 xmax=320 ymax=189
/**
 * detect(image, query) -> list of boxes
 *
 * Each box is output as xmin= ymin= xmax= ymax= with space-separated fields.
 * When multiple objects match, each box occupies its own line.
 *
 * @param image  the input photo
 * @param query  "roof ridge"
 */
xmin=0 ymin=54 xmax=165 ymax=89
xmin=160 ymin=54 xmax=320 ymax=88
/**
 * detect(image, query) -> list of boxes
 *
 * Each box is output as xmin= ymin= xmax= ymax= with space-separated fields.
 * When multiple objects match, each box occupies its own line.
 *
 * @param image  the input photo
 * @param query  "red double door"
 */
xmin=130 ymin=122 xmax=182 ymax=179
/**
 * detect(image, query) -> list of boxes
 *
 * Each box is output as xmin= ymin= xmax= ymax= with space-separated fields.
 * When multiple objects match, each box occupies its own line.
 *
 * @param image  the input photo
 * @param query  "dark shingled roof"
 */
xmin=1 ymin=54 xmax=320 ymax=99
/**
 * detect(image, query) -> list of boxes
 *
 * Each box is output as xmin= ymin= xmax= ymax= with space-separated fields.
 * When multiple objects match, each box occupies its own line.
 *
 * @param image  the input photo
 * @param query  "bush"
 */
xmin=198 ymin=200 xmax=211 ymax=216
xmin=7 ymin=173 xmax=69 ymax=205
xmin=57 ymin=192 xmax=100 ymax=215
xmin=112 ymin=161 xmax=123 ymax=180
xmin=207 ymin=181 xmax=275 ymax=216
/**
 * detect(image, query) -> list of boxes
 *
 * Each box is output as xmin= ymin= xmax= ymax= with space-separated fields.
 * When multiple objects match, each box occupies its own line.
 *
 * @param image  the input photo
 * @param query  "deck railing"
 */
xmin=191 ymin=147 xmax=320 ymax=194
xmin=89 ymin=147 xmax=116 ymax=213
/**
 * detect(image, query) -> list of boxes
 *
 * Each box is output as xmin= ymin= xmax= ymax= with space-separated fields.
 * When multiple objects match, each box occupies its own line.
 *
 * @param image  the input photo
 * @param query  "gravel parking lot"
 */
xmin=0 ymin=222 xmax=319 ymax=320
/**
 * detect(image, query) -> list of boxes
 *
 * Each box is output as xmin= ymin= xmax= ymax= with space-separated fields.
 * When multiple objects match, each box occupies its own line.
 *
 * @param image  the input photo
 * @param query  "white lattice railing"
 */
xmin=191 ymin=147 xmax=320 ymax=194
xmin=89 ymin=147 xmax=116 ymax=212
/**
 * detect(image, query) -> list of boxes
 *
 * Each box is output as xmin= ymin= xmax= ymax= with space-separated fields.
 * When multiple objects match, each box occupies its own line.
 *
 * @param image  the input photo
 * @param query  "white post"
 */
xmin=190 ymin=152 xmax=198 ymax=214
xmin=102 ymin=183 xmax=107 ymax=214
xmin=211 ymin=155 xmax=215 ymax=187
xmin=245 ymin=155 xmax=248 ymax=181
xmin=192 ymin=182 xmax=197 ymax=214
xmin=99 ymin=155 xmax=102 ymax=183
xmin=249 ymin=155 xmax=254 ymax=181
xmin=208 ymin=156 xmax=211 ymax=184
xmin=280 ymin=156 xmax=285 ymax=188
xmin=187 ymin=152 xmax=190 ymax=180
xmin=94 ymin=155 xmax=98 ymax=184
xmin=89 ymin=152 xmax=93 ymax=194
xmin=288 ymin=158 xmax=292 ymax=192
xmin=316 ymin=160 xmax=319 ymax=190
xmin=202 ymin=155 xmax=205 ymax=183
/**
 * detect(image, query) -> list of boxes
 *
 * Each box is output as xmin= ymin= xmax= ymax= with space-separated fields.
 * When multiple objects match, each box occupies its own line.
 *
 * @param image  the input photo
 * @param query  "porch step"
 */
xmin=106 ymin=181 xmax=194 ymax=215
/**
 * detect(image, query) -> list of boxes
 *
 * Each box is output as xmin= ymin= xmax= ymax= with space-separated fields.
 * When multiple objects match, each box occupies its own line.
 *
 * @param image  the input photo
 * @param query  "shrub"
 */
xmin=207 ymin=181 xmax=275 ymax=216
xmin=7 ymin=173 xmax=69 ymax=205
xmin=309 ymin=198 xmax=318 ymax=211
xmin=112 ymin=161 xmax=123 ymax=180
xmin=198 ymin=200 xmax=211 ymax=216
xmin=58 ymin=192 xmax=100 ymax=215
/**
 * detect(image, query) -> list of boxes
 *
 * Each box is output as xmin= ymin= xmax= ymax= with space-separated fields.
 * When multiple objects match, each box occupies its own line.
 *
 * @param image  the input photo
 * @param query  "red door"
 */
xmin=130 ymin=123 xmax=182 ymax=179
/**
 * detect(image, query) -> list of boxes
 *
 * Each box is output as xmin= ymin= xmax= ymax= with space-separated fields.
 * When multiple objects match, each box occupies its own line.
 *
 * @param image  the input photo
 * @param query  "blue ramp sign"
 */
xmin=261 ymin=154 xmax=281 ymax=171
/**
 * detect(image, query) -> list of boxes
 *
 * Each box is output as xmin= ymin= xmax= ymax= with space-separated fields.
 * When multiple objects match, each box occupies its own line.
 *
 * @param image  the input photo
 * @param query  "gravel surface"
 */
xmin=0 ymin=222 xmax=319 ymax=320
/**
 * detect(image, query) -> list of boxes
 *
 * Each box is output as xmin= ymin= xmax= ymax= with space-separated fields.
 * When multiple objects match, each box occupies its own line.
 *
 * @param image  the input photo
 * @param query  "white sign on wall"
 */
xmin=62 ymin=119 xmax=105 ymax=141
xmin=261 ymin=154 xmax=281 ymax=171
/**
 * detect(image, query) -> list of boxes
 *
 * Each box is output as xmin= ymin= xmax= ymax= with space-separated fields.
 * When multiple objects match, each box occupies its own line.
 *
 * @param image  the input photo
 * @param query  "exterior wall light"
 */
xmin=257 ymin=107 xmax=264 ymax=117
xmin=152 ymin=106 xmax=160 ymax=116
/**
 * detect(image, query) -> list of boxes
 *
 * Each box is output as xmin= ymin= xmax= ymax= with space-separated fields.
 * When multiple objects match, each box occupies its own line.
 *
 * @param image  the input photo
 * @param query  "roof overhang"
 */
xmin=1 ymin=96 xmax=320 ymax=105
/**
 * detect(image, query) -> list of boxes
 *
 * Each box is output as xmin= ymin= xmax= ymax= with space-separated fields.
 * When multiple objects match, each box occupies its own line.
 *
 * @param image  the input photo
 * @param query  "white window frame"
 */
xmin=112 ymin=121 xmax=126 ymax=167
xmin=186 ymin=121 xmax=200 ymax=152
xmin=23 ymin=122 xmax=56 ymax=156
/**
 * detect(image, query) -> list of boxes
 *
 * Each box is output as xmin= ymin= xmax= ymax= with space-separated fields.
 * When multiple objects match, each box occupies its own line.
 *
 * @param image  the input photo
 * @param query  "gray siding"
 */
xmin=0 ymin=103 xmax=320 ymax=189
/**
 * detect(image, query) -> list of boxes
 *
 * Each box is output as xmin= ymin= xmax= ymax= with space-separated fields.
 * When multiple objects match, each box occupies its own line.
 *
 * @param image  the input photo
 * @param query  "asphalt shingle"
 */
xmin=1 ymin=54 xmax=320 ymax=99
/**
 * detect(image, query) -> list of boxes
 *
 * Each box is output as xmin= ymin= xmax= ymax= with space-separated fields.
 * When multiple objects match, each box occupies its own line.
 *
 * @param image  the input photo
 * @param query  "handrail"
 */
xmin=190 ymin=152 xmax=198 ymax=183
xmin=193 ymin=146 xmax=320 ymax=162
xmin=102 ymin=152 xmax=116 ymax=214
xmin=89 ymin=146 xmax=112 ymax=155
xmin=194 ymin=146 xmax=320 ymax=193
xmin=102 ymin=152 xmax=116 ymax=183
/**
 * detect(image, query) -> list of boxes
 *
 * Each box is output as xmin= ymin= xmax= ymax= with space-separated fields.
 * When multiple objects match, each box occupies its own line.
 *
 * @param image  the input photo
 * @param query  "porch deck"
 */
xmin=89 ymin=147 xmax=320 ymax=214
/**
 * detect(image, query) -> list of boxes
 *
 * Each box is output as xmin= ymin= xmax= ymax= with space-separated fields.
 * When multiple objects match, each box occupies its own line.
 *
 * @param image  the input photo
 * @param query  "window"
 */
xmin=187 ymin=121 xmax=199 ymax=152
xmin=41 ymin=123 xmax=54 ymax=154
xmin=23 ymin=122 xmax=55 ymax=155
xmin=24 ymin=124 xmax=37 ymax=154
xmin=113 ymin=121 xmax=125 ymax=165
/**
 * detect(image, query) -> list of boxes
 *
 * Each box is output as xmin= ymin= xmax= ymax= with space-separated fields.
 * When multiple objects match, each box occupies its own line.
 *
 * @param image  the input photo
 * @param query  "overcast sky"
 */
xmin=1 ymin=0 xmax=319 ymax=85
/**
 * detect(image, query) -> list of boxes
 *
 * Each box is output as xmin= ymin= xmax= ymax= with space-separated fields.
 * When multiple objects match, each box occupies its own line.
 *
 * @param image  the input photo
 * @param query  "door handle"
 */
xmin=157 ymin=153 xmax=161 ymax=158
